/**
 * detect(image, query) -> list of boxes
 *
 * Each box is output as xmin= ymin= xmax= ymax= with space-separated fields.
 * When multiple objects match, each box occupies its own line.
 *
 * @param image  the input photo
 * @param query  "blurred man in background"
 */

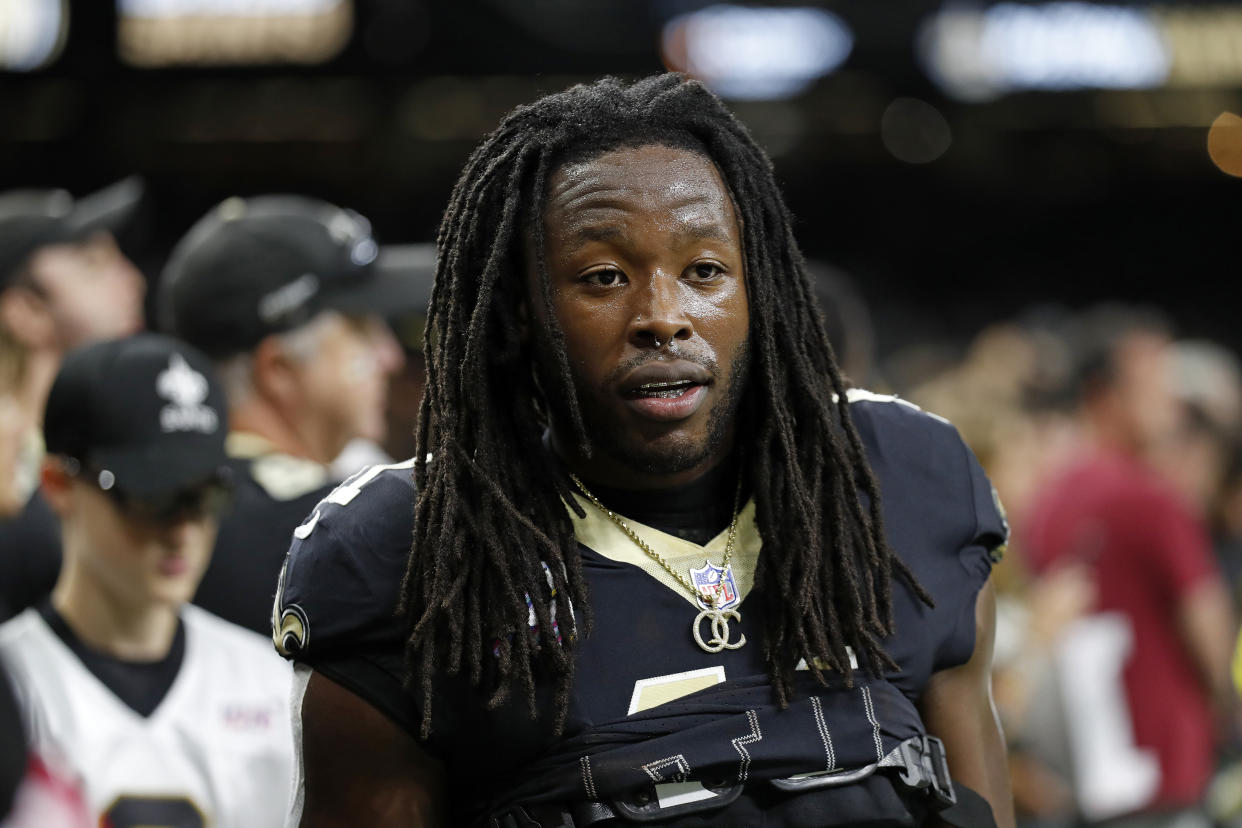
xmin=0 ymin=179 xmax=147 ymax=622
xmin=1023 ymin=306 xmax=1235 ymax=827
xmin=0 ymin=333 xmax=292 ymax=828
xmin=160 ymin=195 xmax=426 ymax=634
xmin=1153 ymin=340 xmax=1242 ymax=523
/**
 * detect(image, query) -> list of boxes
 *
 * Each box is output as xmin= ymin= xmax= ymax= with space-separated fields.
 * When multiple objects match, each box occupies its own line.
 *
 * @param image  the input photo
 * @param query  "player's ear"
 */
xmin=251 ymin=333 xmax=303 ymax=408
xmin=40 ymin=457 xmax=74 ymax=517
xmin=0 ymin=287 xmax=57 ymax=350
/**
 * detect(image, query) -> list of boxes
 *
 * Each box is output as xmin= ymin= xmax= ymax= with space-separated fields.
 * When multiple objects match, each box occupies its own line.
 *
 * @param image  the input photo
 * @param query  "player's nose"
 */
xmin=627 ymin=272 xmax=692 ymax=349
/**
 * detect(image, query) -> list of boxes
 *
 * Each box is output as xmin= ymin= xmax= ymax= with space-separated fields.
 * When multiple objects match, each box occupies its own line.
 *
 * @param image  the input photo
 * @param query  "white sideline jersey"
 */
xmin=0 ymin=604 xmax=294 ymax=828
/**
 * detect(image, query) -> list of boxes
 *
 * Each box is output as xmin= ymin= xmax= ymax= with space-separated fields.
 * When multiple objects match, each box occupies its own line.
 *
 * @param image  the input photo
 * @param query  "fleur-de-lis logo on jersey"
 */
xmin=157 ymin=354 xmax=218 ymax=434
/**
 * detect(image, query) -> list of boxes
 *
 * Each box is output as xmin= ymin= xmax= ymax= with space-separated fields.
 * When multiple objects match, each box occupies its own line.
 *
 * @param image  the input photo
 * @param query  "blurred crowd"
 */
xmin=883 ymin=302 xmax=1242 ymax=828
xmin=0 ymin=177 xmax=1240 ymax=828
xmin=0 ymin=179 xmax=431 ymax=826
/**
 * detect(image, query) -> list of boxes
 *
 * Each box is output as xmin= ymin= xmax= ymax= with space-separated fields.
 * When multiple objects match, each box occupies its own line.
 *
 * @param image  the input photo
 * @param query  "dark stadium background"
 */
xmin=2 ymin=0 xmax=1238 ymax=360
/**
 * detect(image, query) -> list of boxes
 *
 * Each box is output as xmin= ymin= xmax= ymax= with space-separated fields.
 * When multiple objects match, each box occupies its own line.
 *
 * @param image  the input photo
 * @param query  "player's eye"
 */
xmin=688 ymin=262 xmax=725 ymax=281
xmin=581 ymin=268 xmax=626 ymax=287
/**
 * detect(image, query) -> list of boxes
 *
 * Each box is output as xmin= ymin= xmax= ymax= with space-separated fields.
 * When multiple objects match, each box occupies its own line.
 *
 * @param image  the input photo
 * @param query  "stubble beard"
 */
xmin=561 ymin=338 xmax=751 ymax=477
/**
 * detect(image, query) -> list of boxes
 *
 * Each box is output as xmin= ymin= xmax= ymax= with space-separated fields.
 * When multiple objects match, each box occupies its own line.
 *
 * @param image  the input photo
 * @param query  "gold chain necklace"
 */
xmin=569 ymin=471 xmax=747 ymax=653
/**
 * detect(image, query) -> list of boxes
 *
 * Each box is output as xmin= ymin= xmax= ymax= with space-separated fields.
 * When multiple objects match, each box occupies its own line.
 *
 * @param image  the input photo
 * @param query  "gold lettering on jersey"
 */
xmin=692 ymin=608 xmax=745 ymax=653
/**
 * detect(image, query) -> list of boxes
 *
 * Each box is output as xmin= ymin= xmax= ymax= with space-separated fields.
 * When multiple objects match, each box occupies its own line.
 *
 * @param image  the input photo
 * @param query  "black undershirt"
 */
xmin=37 ymin=600 xmax=185 ymax=718
xmin=581 ymin=454 xmax=746 ymax=546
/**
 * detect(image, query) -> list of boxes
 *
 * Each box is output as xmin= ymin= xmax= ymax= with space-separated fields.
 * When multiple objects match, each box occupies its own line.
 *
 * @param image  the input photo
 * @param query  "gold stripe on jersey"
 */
xmin=628 ymin=666 xmax=727 ymax=715
xmin=567 ymin=492 xmax=762 ymax=610
xmin=226 ymin=431 xmax=329 ymax=501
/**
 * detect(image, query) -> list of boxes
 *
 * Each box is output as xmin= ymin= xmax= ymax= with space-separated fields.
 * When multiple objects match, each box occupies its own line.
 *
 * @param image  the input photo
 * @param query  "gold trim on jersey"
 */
xmin=226 ymin=430 xmax=329 ymax=502
xmin=628 ymin=666 xmax=727 ymax=715
xmin=567 ymin=492 xmax=762 ymax=610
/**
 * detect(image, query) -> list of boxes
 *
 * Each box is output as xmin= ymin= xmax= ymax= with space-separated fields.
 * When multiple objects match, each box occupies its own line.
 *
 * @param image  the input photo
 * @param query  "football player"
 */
xmin=0 ymin=334 xmax=293 ymax=828
xmin=275 ymin=75 xmax=1014 ymax=827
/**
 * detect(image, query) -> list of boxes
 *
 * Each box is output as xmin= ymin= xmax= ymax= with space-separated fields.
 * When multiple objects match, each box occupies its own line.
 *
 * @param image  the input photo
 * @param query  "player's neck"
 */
xmin=230 ymin=397 xmax=336 ymax=466
xmin=20 ymin=348 xmax=60 ymax=427
xmin=581 ymin=450 xmax=745 ymax=545
xmin=51 ymin=569 xmax=181 ymax=661
xmin=1082 ymin=407 xmax=1148 ymax=463
xmin=550 ymin=430 xmax=738 ymax=492
xmin=588 ymin=449 xmax=741 ymax=505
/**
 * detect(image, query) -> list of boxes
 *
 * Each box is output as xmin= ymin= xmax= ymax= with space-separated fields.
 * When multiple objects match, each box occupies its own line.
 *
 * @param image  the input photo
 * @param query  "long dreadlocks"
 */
xmin=400 ymin=73 xmax=932 ymax=738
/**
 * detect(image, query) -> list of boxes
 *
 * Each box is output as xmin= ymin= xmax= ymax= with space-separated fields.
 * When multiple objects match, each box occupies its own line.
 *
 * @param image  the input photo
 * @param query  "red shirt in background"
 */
xmin=1024 ymin=449 xmax=1220 ymax=814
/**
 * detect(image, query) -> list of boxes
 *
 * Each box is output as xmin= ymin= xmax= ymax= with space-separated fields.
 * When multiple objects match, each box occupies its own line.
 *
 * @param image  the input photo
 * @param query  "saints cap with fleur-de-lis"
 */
xmin=43 ymin=333 xmax=231 ymax=498
xmin=158 ymin=194 xmax=435 ymax=360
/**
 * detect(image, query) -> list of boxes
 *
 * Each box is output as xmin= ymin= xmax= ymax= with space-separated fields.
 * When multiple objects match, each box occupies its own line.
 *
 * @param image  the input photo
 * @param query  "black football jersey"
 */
xmin=195 ymin=435 xmax=335 ymax=635
xmin=273 ymin=393 xmax=1006 ymax=825
xmin=0 ymin=492 xmax=62 ymax=623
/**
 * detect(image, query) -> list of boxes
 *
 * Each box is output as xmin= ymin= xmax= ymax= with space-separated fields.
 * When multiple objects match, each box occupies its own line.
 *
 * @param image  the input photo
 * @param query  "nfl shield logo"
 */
xmin=690 ymin=560 xmax=739 ymax=609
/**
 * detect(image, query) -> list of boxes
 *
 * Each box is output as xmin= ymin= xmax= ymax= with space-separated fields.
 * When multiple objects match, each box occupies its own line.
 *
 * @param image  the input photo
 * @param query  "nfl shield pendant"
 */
xmin=690 ymin=560 xmax=739 ymax=610
xmin=689 ymin=561 xmax=745 ymax=652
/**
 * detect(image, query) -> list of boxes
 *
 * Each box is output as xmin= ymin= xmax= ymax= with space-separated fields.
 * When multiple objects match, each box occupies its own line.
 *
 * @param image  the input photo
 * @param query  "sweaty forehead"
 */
xmin=543 ymin=144 xmax=736 ymax=229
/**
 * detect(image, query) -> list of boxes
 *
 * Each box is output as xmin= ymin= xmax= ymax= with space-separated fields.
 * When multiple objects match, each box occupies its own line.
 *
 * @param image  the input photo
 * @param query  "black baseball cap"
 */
xmin=44 ymin=333 xmax=230 ymax=498
xmin=0 ymin=177 xmax=144 ymax=287
xmin=159 ymin=195 xmax=435 ymax=359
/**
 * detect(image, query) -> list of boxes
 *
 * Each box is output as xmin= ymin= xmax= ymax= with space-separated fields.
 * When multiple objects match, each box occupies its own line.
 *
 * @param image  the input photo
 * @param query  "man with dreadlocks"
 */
xmin=272 ymin=74 xmax=1013 ymax=828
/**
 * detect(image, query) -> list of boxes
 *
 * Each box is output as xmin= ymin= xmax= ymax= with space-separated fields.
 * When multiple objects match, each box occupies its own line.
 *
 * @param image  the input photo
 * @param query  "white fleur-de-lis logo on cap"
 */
xmin=157 ymin=353 xmax=219 ymax=435
xmin=158 ymin=354 xmax=208 ymax=407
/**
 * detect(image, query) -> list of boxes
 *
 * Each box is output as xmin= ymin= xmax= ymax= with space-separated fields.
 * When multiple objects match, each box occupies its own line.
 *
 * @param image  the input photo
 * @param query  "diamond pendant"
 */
xmin=692 ymin=606 xmax=746 ymax=652
xmin=689 ymin=560 xmax=745 ymax=652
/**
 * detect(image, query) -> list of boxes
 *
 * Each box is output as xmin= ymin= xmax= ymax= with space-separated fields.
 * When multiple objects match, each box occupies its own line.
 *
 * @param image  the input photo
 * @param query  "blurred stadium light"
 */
xmin=0 ymin=0 xmax=68 ymax=71
xmin=1160 ymin=6 xmax=1242 ymax=88
xmin=1208 ymin=111 xmax=1242 ymax=176
xmin=921 ymin=2 xmax=1242 ymax=102
xmin=661 ymin=5 xmax=853 ymax=100
xmin=116 ymin=0 xmax=353 ymax=66
xmin=919 ymin=2 xmax=1170 ymax=102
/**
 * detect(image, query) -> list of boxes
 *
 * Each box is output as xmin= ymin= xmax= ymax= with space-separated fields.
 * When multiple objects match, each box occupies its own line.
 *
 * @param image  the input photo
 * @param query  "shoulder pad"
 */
xmin=844 ymin=389 xmax=962 ymax=474
xmin=847 ymin=388 xmax=1008 ymax=564
xmin=272 ymin=459 xmax=416 ymax=660
xmin=844 ymin=388 xmax=949 ymax=423
xmin=844 ymin=390 xmax=1007 ymax=674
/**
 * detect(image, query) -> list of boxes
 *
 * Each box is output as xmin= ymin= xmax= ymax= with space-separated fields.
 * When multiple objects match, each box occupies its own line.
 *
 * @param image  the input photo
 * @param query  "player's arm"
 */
xmin=1153 ymin=499 xmax=1237 ymax=717
xmin=299 ymin=669 xmax=448 ymax=828
xmin=1177 ymin=575 xmax=1235 ymax=717
xmin=918 ymin=578 xmax=1016 ymax=828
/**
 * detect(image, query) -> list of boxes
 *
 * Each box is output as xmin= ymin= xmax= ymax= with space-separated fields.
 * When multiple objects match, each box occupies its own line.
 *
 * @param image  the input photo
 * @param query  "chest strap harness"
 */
xmin=487 ymin=734 xmax=955 ymax=827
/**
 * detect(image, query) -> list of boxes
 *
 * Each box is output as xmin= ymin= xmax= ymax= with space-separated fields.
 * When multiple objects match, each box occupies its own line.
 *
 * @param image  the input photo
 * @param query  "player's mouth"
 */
xmin=619 ymin=362 xmax=711 ymax=422
xmin=158 ymin=556 xmax=191 ymax=577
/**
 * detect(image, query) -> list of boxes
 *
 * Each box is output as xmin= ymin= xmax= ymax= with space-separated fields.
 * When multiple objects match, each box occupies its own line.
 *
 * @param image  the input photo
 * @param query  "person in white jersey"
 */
xmin=0 ymin=332 xmax=293 ymax=828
